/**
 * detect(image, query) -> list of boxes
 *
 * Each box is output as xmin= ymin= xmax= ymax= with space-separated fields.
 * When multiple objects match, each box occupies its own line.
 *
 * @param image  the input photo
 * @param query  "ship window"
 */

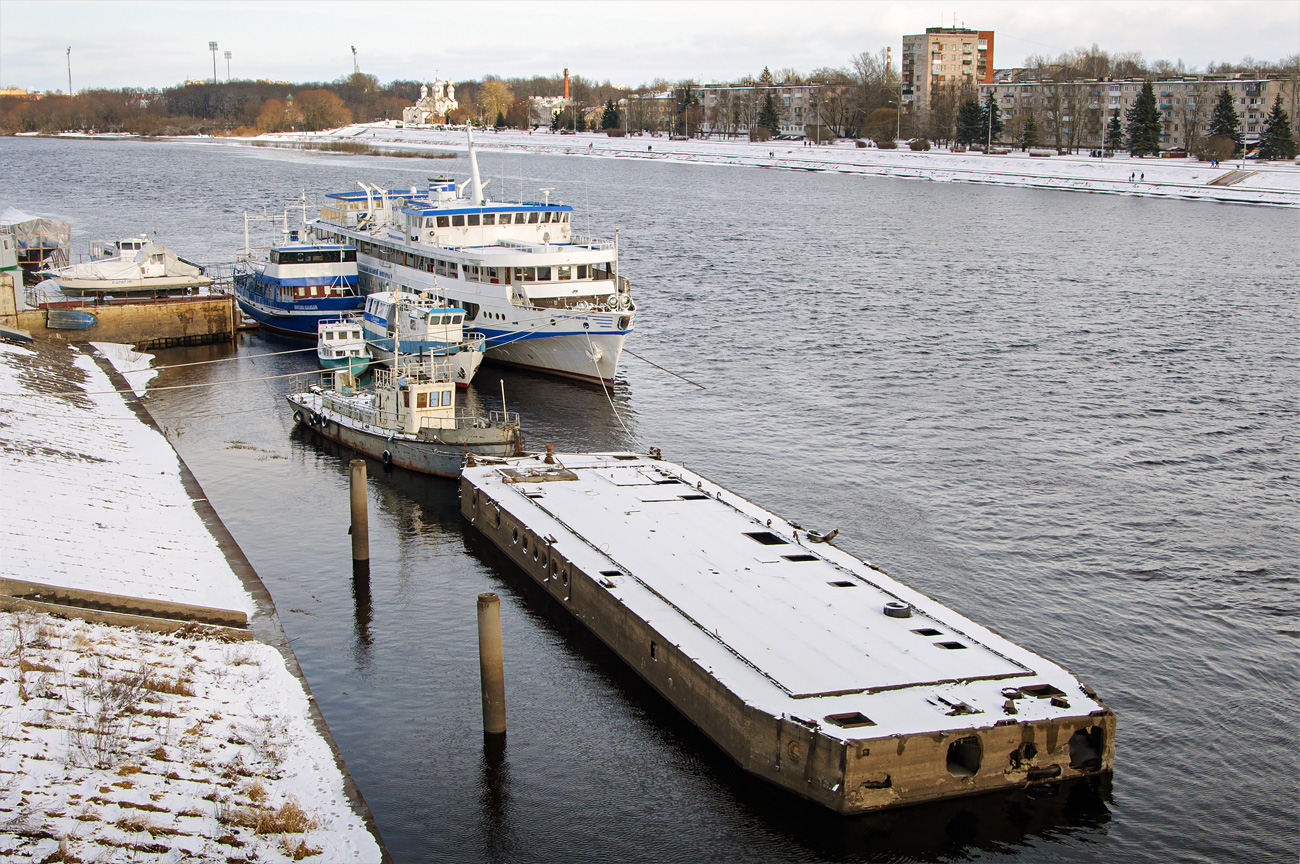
xmin=912 ymin=628 xmax=942 ymax=636
xmin=468 ymin=214 xmax=480 ymax=226
xmin=523 ymin=267 xmax=536 ymax=281
xmin=437 ymin=216 xmax=449 ymax=228
xmin=537 ymin=267 xmax=551 ymax=280
xmin=417 ymin=392 xmax=428 ymax=408
xmin=528 ymin=212 xmax=539 ymax=224
xmin=578 ymin=265 xmax=588 ymax=279
xmin=515 ymin=213 xmax=526 ymax=224
xmin=561 ymin=213 xmax=570 ymax=223
xmin=828 ymin=581 xmax=856 ymax=588
xmin=937 ymin=641 xmax=967 ymax=650
xmin=558 ymin=265 xmax=571 ymax=281
xmin=452 ymin=215 xmax=465 ymax=227
xmin=441 ymin=390 xmax=452 ymax=406
xmin=342 ymin=249 xmax=357 ymax=262
xmin=782 ymin=554 xmax=817 ymax=562
xmin=483 ymin=214 xmax=495 ymax=225
xmin=402 ymin=391 xmax=410 ymax=407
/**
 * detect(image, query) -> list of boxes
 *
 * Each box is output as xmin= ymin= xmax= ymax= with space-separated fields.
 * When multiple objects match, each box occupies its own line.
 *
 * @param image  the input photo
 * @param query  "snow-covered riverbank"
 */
xmin=257 ymin=123 xmax=1300 ymax=208
xmin=0 ymin=340 xmax=385 ymax=863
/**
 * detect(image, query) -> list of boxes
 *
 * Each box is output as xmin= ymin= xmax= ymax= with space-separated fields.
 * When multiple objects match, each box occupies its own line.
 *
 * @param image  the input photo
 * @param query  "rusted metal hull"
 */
xmin=288 ymin=395 xmax=519 ymax=477
xmin=459 ymin=454 xmax=1115 ymax=814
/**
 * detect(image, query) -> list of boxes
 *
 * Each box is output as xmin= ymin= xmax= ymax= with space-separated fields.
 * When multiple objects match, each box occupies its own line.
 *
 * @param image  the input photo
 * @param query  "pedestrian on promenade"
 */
xmin=1141 ymin=172 xmax=1145 ymax=181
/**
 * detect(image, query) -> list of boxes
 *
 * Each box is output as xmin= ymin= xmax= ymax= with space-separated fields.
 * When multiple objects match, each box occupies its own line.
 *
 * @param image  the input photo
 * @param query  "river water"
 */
xmin=4 ymin=137 xmax=1297 ymax=863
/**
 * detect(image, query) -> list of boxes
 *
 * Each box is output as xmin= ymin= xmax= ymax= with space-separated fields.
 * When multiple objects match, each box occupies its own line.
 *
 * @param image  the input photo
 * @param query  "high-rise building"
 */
xmin=902 ymin=27 xmax=994 ymax=127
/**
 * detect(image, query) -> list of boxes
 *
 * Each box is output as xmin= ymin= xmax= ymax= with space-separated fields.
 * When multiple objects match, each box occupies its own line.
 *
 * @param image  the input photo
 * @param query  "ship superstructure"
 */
xmin=309 ymin=128 xmax=633 ymax=384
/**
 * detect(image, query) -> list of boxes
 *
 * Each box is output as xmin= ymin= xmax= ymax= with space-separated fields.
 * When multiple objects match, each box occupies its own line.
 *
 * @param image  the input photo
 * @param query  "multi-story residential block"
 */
xmin=980 ymin=73 xmax=1297 ymax=151
xmin=627 ymin=83 xmax=828 ymax=137
xmin=902 ymin=27 xmax=994 ymax=124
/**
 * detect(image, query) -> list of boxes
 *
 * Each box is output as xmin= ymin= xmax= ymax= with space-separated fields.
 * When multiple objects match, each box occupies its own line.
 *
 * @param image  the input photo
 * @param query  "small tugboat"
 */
xmin=45 ymin=236 xmax=212 ymax=296
xmin=316 ymin=316 xmax=372 ymax=376
xmin=234 ymin=211 xmax=363 ymax=338
xmin=362 ymin=290 xmax=486 ymax=385
xmin=286 ymin=358 xmax=523 ymax=476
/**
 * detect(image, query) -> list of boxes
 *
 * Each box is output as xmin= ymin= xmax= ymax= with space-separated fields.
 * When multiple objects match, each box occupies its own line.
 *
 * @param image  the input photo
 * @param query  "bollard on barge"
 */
xmin=459 ymin=451 xmax=1115 ymax=814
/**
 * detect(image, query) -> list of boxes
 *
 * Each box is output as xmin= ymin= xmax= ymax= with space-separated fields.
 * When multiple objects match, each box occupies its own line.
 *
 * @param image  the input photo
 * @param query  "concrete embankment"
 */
xmin=4 ymin=294 xmax=240 ymax=350
xmin=0 ymin=337 xmax=387 ymax=863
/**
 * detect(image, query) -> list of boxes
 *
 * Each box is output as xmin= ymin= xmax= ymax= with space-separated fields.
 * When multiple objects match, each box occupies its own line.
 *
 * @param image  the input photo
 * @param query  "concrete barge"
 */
xmin=460 ymin=451 xmax=1115 ymax=814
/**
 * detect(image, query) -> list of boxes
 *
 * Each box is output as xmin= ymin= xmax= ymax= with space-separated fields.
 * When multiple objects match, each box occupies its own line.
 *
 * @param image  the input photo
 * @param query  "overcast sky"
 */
xmin=2 ymin=0 xmax=1296 ymax=93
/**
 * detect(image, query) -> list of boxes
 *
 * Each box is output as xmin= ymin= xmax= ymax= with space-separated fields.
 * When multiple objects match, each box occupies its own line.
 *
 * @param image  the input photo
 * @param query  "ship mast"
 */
xmin=467 ymin=124 xmax=485 ymax=206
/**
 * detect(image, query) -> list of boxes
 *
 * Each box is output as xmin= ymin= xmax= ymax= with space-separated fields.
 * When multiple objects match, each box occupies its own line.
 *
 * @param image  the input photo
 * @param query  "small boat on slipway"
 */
xmin=45 ymin=236 xmax=212 ymax=296
xmin=286 ymin=359 xmax=522 ymax=476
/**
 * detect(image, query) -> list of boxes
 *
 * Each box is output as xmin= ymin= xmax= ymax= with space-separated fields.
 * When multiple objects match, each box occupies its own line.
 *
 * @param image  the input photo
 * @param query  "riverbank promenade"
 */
xmin=0 ymin=339 xmax=386 ymax=863
xmin=263 ymin=123 xmax=1300 ymax=208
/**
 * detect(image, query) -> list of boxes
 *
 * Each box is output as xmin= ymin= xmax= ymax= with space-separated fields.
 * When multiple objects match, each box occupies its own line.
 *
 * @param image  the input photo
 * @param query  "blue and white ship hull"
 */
xmin=236 ymin=290 xmax=363 ymax=338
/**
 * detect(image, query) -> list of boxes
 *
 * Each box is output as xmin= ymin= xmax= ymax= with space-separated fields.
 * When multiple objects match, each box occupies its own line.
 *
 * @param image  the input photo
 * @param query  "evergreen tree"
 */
xmin=980 ymin=91 xmax=1003 ymax=146
xmin=1105 ymin=113 xmax=1124 ymax=152
xmin=600 ymin=99 xmax=619 ymax=130
xmin=1207 ymin=87 xmax=1242 ymax=153
xmin=1258 ymin=94 xmax=1297 ymax=160
xmin=954 ymin=99 xmax=982 ymax=145
xmin=1020 ymin=114 xmax=1041 ymax=150
xmin=550 ymin=110 xmax=561 ymax=132
xmin=1127 ymin=81 xmax=1162 ymax=156
xmin=759 ymin=66 xmax=775 ymax=86
xmin=759 ymin=92 xmax=781 ymax=137
xmin=494 ymin=111 xmax=506 ymax=129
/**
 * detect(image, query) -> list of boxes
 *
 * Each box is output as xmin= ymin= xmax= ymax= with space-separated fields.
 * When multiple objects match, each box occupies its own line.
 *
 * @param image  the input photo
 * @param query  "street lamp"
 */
xmin=224 ymin=50 xmax=231 ymax=83
xmin=208 ymin=41 xmax=218 ymax=85
xmin=886 ymin=100 xmax=901 ymax=144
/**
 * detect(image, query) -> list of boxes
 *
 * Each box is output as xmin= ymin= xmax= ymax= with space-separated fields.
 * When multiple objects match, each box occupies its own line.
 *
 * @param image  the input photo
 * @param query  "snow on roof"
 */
xmin=465 ymin=453 xmax=1108 ymax=739
xmin=0 ymin=341 xmax=253 ymax=616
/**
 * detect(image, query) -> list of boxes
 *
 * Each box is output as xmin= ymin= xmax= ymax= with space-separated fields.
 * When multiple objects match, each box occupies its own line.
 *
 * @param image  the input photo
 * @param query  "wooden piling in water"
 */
xmin=349 ymin=459 xmax=369 ymax=578
xmin=477 ymin=592 xmax=507 ymax=736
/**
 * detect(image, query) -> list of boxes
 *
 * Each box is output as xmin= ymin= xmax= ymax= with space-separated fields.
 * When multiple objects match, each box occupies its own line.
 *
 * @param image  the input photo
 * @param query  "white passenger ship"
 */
xmin=309 ymin=128 xmax=633 ymax=384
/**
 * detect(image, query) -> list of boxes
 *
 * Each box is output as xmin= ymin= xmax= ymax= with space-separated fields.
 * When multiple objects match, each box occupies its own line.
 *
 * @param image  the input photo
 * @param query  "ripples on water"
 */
xmin=4 ymin=139 xmax=1297 ymax=863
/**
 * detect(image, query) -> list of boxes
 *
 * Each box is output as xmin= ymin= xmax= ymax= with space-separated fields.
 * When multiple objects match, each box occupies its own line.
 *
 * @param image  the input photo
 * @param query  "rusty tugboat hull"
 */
xmin=460 ymin=451 xmax=1115 ymax=814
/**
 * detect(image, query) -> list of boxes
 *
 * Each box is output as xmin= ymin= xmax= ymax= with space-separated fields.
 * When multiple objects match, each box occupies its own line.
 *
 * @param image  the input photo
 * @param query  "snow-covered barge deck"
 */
xmin=460 ymin=451 xmax=1115 ymax=814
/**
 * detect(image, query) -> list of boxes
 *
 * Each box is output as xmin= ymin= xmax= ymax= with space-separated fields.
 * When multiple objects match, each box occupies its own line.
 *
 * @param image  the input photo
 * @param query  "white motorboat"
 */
xmin=46 ymin=236 xmax=212 ymax=295
xmin=316 ymin=316 xmax=372 ymax=376
xmin=361 ymin=290 xmax=485 ymax=386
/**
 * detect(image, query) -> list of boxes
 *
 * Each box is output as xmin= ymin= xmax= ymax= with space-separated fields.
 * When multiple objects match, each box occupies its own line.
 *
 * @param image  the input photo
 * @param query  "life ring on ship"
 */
xmin=293 ymin=411 xmax=304 ymax=425
xmin=382 ymin=450 xmax=393 ymax=467
xmin=575 ymin=300 xmax=591 ymax=312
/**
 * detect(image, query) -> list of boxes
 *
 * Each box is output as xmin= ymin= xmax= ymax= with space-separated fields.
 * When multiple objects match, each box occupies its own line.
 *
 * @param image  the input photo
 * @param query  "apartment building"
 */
xmin=627 ymin=83 xmax=826 ymax=137
xmin=981 ymin=73 xmax=1296 ymax=151
xmin=902 ymin=27 xmax=994 ymax=123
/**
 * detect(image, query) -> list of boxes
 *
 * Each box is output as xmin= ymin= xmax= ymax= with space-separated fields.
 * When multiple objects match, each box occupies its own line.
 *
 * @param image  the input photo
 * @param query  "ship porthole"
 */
xmin=512 ymin=527 xmax=519 ymax=545
xmin=293 ymin=411 xmax=303 ymax=424
xmin=382 ymin=450 xmax=392 ymax=466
